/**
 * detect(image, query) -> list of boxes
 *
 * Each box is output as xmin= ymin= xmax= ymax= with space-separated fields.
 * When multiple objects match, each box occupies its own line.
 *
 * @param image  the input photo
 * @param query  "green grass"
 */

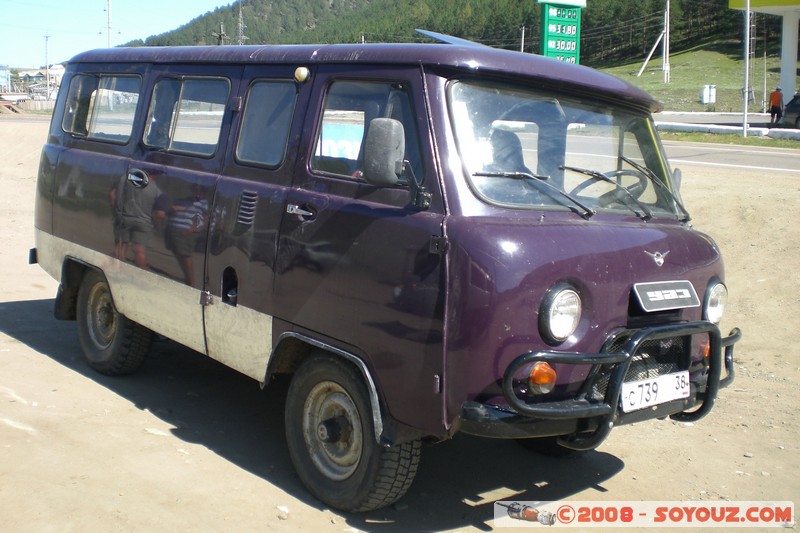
xmin=659 ymin=131 xmax=800 ymax=148
xmin=599 ymin=40 xmax=788 ymax=113
xmin=599 ymin=40 xmax=799 ymax=148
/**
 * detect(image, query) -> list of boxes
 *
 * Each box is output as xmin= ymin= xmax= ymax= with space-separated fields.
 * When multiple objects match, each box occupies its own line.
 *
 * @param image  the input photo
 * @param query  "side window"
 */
xmin=311 ymin=80 xmax=423 ymax=181
xmin=144 ymin=77 xmax=230 ymax=156
xmin=236 ymin=80 xmax=297 ymax=167
xmin=62 ymin=74 xmax=141 ymax=143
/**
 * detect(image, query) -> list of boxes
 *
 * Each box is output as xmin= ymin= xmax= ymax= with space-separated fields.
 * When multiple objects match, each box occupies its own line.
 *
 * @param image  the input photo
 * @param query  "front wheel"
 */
xmin=285 ymin=354 xmax=421 ymax=512
xmin=76 ymin=269 xmax=153 ymax=375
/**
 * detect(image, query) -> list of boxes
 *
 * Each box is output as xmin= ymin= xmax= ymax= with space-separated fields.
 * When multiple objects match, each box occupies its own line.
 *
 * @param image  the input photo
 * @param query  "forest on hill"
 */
xmin=123 ymin=0 xmax=781 ymax=68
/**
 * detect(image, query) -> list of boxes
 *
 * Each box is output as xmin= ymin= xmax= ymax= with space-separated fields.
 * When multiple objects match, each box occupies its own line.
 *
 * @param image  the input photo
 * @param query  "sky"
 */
xmin=0 ymin=0 xmax=234 ymax=69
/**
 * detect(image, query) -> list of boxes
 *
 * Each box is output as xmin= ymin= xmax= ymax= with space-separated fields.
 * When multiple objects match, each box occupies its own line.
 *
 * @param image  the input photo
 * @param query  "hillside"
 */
xmin=607 ymin=41 xmax=787 ymax=113
xmin=124 ymin=0 xmax=772 ymax=67
xmin=122 ymin=0 xmax=792 ymax=112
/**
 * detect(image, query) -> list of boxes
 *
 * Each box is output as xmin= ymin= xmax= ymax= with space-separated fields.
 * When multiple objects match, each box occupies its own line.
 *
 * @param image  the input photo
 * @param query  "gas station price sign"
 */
xmin=538 ymin=1 xmax=583 ymax=64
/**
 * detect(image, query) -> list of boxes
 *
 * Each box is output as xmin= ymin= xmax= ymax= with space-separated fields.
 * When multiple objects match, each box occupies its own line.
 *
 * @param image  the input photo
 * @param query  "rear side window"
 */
xmin=61 ymin=74 xmax=141 ymax=143
xmin=236 ymin=80 xmax=297 ymax=167
xmin=144 ymin=77 xmax=230 ymax=156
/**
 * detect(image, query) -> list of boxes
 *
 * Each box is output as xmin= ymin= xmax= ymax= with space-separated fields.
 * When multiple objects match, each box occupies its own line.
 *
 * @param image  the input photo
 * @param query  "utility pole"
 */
xmin=637 ymin=31 xmax=664 ymax=77
xmin=762 ymin=19 xmax=767 ymax=113
xmin=662 ymin=0 xmax=670 ymax=83
xmin=107 ymin=0 xmax=113 ymax=47
xmin=520 ymin=26 xmax=525 ymax=53
xmin=213 ymin=23 xmax=228 ymax=45
xmin=743 ymin=0 xmax=751 ymax=138
xmin=638 ymin=0 xmax=670 ymax=80
xmin=45 ymin=33 xmax=50 ymax=101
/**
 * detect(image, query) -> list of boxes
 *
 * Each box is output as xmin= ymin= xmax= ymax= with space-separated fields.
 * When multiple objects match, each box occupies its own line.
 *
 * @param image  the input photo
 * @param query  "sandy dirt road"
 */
xmin=0 ymin=115 xmax=797 ymax=532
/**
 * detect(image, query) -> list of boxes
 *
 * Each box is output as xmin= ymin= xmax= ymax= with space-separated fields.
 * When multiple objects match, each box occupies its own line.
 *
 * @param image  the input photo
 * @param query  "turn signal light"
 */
xmin=700 ymin=340 xmax=711 ymax=359
xmin=529 ymin=362 xmax=557 ymax=394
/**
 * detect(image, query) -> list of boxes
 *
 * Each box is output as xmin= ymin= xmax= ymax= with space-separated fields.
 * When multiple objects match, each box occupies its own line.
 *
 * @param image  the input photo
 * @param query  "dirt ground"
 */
xmin=0 ymin=114 xmax=797 ymax=532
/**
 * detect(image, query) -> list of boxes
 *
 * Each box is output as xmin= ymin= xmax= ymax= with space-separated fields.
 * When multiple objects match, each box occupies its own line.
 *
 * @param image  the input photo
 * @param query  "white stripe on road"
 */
xmin=670 ymin=158 xmax=800 ymax=174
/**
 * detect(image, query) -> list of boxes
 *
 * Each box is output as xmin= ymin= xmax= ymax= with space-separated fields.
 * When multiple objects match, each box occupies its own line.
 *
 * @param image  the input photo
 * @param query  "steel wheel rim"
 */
xmin=302 ymin=381 xmax=363 ymax=481
xmin=87 ymin=282 xmax=116 ymax=350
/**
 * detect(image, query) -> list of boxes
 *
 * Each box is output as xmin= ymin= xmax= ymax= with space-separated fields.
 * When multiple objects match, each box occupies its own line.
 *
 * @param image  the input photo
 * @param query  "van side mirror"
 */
xmin=363 ymin=118 xmax=404 ymax=187
xmin=363 ymin=117 xmax=431 ymax=210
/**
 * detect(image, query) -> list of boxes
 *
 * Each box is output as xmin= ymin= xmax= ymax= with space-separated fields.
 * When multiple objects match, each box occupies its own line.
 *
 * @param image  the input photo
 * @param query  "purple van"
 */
xmin=32 ymin=33 xmax=740 ymax=512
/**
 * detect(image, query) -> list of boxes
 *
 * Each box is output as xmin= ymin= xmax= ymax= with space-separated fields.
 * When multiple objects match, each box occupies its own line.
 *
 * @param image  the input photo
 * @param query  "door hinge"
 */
xmin=200 ymin=291 xmax=214 ymax=306
xmin=429 ymin=235 xmax=448 ymax=254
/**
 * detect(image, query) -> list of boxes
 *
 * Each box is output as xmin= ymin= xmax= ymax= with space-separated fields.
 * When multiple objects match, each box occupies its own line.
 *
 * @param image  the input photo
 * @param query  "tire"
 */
xmin=76 ymin=269 xmax=153 ymax=376
xmin=516 ymin=436 xmax=580 ymax=457
xmin=285 ymin=354 xmax=421 ymax=512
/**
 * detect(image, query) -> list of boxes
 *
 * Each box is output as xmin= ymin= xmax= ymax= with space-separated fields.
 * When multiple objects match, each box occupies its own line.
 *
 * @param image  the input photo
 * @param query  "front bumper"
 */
xmin=460 ymin=322 xmax=741 ymax=450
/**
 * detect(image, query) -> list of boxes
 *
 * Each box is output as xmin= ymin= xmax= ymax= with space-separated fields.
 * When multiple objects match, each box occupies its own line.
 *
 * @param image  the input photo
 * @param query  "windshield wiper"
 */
xmin=473 ymin=171 xmax=595 ymax=219
xmin=620 ymin=156 xmax=691 ymax=223
xmin=560 ymin=165 xmax=653 ymax=221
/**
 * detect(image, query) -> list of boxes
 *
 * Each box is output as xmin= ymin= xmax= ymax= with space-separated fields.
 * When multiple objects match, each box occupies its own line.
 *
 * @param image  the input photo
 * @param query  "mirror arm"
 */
xmin=402 ymin=160 xmax=431 ymax=210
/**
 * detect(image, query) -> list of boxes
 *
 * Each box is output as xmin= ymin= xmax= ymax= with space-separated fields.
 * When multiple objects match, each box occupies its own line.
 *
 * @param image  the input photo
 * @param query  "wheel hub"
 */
xmin=88 ymin=284 xmax=116 ymax=348
xmin=317 ymin=415 xmax=352 ymax=443
xmin=303 ymin=382 xmax=363 ymax=481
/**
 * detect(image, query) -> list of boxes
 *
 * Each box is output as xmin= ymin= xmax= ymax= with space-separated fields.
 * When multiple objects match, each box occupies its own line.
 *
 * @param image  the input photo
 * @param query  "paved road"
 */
xmin=663 ymin=140 xmax=800 ymax=176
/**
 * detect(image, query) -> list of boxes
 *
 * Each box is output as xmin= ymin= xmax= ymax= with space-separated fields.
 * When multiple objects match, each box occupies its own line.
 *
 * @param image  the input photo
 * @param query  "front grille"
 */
xmin=589 ymin=334 xmax=687 ymax=401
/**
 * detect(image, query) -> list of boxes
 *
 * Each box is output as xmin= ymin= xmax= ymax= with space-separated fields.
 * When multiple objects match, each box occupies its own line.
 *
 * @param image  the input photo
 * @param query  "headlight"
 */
xmin=704 ymin=282 xmax=727 ymax=324
xmin=539 ymin=286 xmax=582 ymax=344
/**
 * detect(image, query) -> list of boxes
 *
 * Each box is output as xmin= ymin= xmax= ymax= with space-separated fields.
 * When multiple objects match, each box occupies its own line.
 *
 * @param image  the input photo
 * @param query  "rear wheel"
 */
xmin=76 ymin=270 xmax=152 ymax=375
xmin=285 ymin=354 xmax=421 ymax=512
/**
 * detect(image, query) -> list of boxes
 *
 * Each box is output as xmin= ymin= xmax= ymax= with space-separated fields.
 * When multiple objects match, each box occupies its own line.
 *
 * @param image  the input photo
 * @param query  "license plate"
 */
xmin=620 ymin=371 xmax=690 ymax=413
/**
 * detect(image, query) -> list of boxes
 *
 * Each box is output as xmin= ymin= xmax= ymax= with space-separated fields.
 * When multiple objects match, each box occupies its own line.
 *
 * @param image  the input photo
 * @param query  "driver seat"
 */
xmin=488 ymin=129 xmax=532 ymax=175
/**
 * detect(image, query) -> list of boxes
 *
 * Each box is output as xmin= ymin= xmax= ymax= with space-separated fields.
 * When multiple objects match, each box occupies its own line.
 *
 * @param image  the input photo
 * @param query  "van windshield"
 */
xmin=448 ymin=81 xmax=685 ymax=219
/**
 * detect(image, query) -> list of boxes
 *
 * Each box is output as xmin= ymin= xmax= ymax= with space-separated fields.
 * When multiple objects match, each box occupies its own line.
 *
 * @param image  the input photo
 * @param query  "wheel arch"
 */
xmin=53 ymin=257 xmax=92 ymax=320
xmin=266 ymin=332 xmax=385 ymax=444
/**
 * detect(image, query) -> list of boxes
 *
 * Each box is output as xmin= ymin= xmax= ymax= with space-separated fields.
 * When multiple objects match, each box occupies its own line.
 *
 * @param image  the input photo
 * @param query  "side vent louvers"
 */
xmin=237 ymin=190 xmax=258 ymax=227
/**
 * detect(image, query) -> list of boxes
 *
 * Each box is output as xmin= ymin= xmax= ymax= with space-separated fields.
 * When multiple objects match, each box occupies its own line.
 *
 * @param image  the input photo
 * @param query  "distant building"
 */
xmin=20 ymin=70 xmax=45 ymax=84
xmin=15 ymin=65 xmax=64 ymax=99
xmin=48 ymin=64 xmax=65 ymax=85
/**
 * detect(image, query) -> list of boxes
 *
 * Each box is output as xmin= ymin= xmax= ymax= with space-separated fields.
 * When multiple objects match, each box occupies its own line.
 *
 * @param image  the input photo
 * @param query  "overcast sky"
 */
xmin=1 ymin=0 xmax=234 ymax=69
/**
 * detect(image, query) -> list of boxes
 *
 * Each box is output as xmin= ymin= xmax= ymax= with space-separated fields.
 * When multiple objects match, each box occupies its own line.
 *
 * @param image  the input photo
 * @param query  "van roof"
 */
xmin=69 ymin=43 xmax=661 ymax=113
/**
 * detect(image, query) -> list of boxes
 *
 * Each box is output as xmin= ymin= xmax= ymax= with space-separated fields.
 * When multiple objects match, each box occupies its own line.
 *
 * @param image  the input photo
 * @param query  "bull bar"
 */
xmin=460 ymin=322 xmax=741 ymax=450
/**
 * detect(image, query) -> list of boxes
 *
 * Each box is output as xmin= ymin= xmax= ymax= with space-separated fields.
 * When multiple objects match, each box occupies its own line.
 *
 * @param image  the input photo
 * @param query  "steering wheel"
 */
xmin=568 ymin=169 xmax=648 ymax=207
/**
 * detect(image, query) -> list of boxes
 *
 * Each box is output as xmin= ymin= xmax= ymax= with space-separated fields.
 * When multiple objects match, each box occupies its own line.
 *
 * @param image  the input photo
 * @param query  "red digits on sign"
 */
xmin=576 ymin=506 xmax=633 ymax=523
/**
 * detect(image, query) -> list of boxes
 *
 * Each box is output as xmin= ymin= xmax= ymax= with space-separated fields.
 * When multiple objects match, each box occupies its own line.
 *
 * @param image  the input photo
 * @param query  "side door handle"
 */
xmin=286 ymin=204 xmax=315 ymax=218
xmin=127 ymin=168 xmax=150 ymax=188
